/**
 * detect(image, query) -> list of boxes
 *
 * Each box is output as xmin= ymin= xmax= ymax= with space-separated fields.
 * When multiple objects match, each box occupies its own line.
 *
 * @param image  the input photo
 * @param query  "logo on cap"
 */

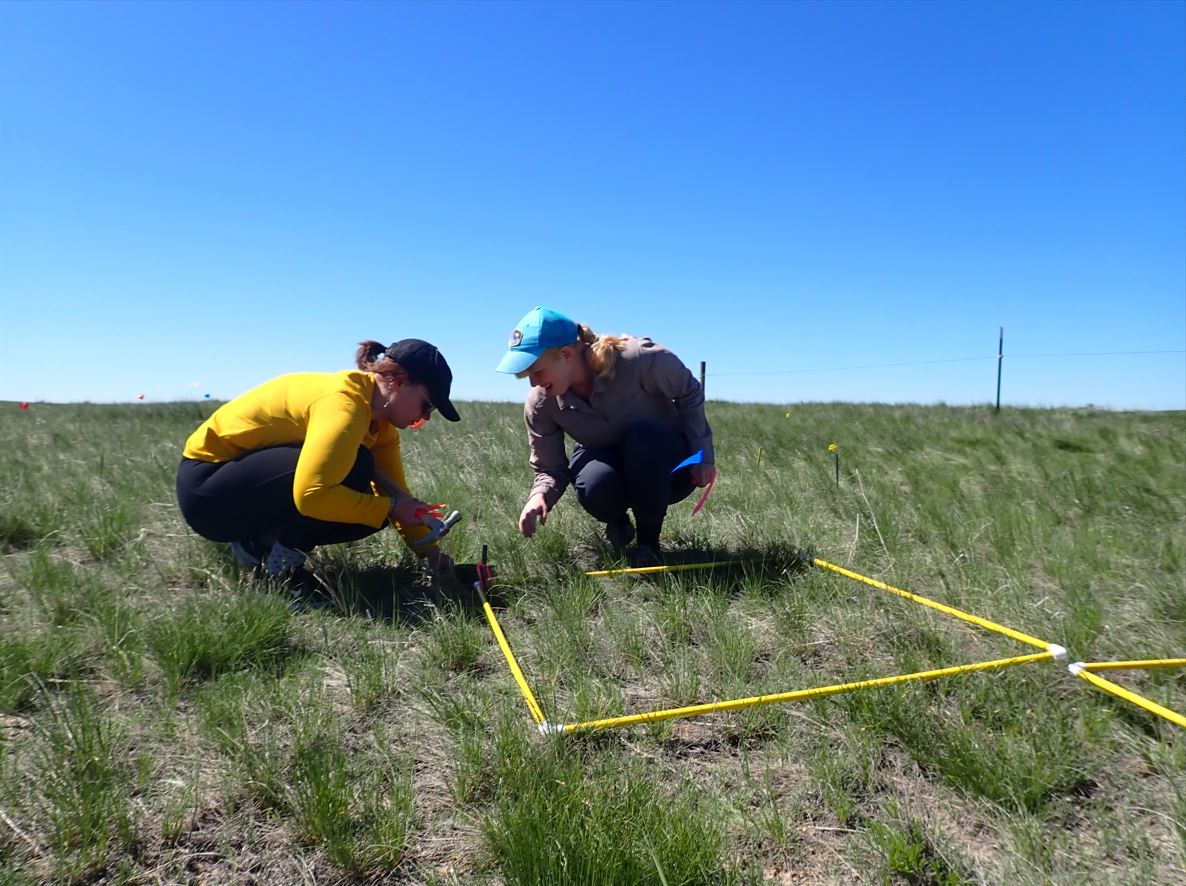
xmin=509 ymin=329 xmax=523 ymax=347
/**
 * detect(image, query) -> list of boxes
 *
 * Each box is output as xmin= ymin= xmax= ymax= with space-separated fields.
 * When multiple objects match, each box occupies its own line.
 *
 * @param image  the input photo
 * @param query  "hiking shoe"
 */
xmin=628 ymin=543 xmax=664 ymax=569
xmin=263 ymin=541 xmax=307 ymax=576
xmin=604 ymin=518 xmax=636 ymax=554
xmin=230 ymin=539 xmax=269 ymax=569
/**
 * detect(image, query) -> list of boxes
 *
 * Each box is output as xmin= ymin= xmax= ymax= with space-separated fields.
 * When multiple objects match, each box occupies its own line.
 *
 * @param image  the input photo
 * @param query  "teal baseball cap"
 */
xmin=495 ymin=306 xmax=580 ymax=374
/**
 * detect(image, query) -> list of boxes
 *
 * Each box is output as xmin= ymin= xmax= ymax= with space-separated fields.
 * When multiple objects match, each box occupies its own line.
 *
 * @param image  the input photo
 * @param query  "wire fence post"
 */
xmin=995 ymin=326 xmax=1004 ymax=413
xmin=699 ymin=360 xmax=706 ymax=394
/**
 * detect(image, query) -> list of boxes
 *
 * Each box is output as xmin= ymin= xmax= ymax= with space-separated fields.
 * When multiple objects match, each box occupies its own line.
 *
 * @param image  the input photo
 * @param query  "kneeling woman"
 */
xmin=496 ymin=307 xmax=716 ymax=567
xmin=176 ymin=339 xmax=460 ymax=579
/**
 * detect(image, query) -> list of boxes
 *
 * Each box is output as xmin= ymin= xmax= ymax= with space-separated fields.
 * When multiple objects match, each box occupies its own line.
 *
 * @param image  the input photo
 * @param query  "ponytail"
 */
xmin=579 ymin=324 xmax=629 ymax=380
xmin=356 ymin=340 xmax=404 ymax=378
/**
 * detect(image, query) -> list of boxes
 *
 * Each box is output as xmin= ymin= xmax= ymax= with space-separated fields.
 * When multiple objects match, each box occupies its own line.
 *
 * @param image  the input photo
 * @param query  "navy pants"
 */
xmin=176 ymin=445 xmax=383 ymax=552
xmin=570 ymin=421 xmax=696 ymax=525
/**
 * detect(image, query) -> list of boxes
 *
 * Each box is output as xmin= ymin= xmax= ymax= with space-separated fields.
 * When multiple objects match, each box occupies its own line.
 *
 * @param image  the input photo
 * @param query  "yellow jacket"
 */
xmin=183 ymin=370 xmax=431 ymax=548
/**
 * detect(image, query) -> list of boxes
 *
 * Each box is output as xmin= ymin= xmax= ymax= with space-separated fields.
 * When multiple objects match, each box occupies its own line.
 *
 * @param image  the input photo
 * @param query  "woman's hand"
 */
xmin=388 ymin=492 xmax=433 ymax=527
xmin=518 ymin=493 xmax=549 ymax=537
xmin=690 ymin=464 xmax=718 ymax=487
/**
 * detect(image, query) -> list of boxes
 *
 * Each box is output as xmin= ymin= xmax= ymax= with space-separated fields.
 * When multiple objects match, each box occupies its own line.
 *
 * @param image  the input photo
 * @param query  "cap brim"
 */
xmin=495 ymin=348 xmax=540 ymax=375
xmin=434 ymin=396 xmax=460 ymax=423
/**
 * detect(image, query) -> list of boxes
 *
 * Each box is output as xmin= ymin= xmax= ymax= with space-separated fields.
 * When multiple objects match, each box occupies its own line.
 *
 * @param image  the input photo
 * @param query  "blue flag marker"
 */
xmin=672 ymin=450 xmax=704 ymax=473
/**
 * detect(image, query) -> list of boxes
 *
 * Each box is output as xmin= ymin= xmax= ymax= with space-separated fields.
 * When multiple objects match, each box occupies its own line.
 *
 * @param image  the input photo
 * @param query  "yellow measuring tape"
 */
xmin=474 ymin=561 xmax=547 ymax=727
xmin=1070 ymin=664 xmax=1186 ymax=729
xmin=558 ymin=651 xmax=1052 ymax=734
xmin=1081 ymin=658 xmax=1186 ymax=672
xmin=585 ymin=560 xmax=747 ymax=578
xmin=811 ymin=557 xmax=1052 ymax=651
xmin=481 ymin=600 xmax=547 ymax=725
xmin=481 ymin=550 xmax=1183 ymax=733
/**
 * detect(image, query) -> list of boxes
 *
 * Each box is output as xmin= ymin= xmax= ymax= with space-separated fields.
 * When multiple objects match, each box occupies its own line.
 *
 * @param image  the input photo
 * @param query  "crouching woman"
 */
xmin=176 ymin=338 xmax=460 ymax=579
xmin=496 ymin=306 xmax=716 ymax=567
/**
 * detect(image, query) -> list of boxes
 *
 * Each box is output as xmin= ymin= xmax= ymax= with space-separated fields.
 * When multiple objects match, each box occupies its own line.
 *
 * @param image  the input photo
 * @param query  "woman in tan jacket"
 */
xmin=496 ymin=306 xmax=716 ymax=567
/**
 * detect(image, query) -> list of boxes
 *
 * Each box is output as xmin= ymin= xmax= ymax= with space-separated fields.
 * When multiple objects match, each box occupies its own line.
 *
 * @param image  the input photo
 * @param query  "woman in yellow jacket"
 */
xmin=176 ymin=338 xmax=459 ymax=580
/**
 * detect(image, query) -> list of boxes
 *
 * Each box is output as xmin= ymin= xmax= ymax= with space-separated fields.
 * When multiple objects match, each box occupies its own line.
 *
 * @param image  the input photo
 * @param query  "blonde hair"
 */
xmin=515 ymin=324 xmax=629 ymax=380
xmin=579 ymin=324 xmax=629 ymax=379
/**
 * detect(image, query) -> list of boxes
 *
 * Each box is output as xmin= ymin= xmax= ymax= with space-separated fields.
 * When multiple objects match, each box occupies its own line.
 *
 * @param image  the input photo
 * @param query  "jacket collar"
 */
xmin=557 ymin=373 xmax=605 ymax=411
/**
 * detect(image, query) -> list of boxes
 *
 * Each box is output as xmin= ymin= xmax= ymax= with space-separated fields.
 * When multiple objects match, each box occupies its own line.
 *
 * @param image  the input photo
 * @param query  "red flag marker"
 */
xmin=476 ymin=560 xmax=493 ymax=593
xmin=414 ymin=503 xmax=447 ymax=520
xmin=19 ymin=402 xmax=29 ymax=410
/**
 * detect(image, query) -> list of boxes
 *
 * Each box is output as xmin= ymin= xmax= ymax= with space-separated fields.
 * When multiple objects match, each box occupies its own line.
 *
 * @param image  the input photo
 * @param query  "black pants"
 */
xmin=570 ymin=421 xmax=696 ymax=525
xmin=176 ymin=445 xmax=383 ymax=552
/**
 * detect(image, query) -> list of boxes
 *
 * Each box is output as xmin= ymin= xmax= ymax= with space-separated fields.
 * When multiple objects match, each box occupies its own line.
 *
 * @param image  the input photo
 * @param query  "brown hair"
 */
xmin=515 ymin=325 xmax=629 ymax=380
xmin=356 ymin=340 xmax=406 ymax=380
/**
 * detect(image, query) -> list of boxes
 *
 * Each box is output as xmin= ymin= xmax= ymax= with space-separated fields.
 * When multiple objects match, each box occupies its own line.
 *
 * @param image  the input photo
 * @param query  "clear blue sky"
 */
xmin=2 ymin=0 xmax=1183 ymax=410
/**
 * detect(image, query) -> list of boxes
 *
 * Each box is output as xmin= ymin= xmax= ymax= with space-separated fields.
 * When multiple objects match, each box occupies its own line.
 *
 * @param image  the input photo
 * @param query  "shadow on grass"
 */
xmin=314 ymin=561 xmax=509 ymax=626
xmin=306 ymin=539 xmax=814 ymax=621
xmin=0 ymin=514 xmax=54 ymax=552
xmin=588 ymin=540 xmax=814 ymax=596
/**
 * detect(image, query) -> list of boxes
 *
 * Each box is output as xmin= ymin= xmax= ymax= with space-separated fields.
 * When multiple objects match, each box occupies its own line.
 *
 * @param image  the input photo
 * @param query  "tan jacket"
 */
xmin=524 ymin=336 xmax=713 ymax=508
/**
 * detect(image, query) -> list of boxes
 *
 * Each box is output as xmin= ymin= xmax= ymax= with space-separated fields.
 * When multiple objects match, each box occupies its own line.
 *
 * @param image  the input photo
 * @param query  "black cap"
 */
xmin=384 ymin=339 xmax=460 ymax=422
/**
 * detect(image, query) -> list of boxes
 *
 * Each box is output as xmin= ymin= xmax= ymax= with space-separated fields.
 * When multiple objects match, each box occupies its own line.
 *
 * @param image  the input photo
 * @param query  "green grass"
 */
xmin=25 ymin=685 xmax=143 ymax=881
xmin=143 ymin=591 xmax=295 ymax=696
xmin=482 ymin=724 xmax=746 ymax=885
xmin=0 ymin=399 xmax=1182 ymax=882
xmin=864 ymin=801 xmax=973 ymax=885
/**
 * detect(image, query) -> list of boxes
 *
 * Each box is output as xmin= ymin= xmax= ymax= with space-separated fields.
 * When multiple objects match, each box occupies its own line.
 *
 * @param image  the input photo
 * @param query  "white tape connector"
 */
xmin=537 ymin=721 xmax=566 ymax=736
xmin=1068 ymin=661 xmax=1085 ymax=676
xmin=1048 ymin=643 xmax=1067 ymax=663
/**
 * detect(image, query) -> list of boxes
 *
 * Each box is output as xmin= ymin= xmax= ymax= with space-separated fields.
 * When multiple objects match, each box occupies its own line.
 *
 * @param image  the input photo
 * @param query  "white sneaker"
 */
xmin=263 ymin=541 xmax=307 ymax=577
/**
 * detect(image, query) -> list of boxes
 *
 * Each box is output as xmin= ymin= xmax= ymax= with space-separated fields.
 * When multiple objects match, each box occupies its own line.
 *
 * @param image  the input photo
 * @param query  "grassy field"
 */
xmin=0 ymin=398 xmax=1183 ymax=884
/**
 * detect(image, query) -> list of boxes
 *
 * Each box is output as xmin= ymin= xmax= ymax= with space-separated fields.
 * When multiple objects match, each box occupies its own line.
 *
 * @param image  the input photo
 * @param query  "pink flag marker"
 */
xmin=673 ymin=450 xmax=714 ymax=515
xmin=690 ymin=474 xmax=716 ymax=516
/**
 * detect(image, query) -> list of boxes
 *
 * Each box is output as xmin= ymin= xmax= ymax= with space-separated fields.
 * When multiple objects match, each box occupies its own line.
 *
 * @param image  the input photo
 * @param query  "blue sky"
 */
xmin=2 ymin=0 xmax=1183 ymax=410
